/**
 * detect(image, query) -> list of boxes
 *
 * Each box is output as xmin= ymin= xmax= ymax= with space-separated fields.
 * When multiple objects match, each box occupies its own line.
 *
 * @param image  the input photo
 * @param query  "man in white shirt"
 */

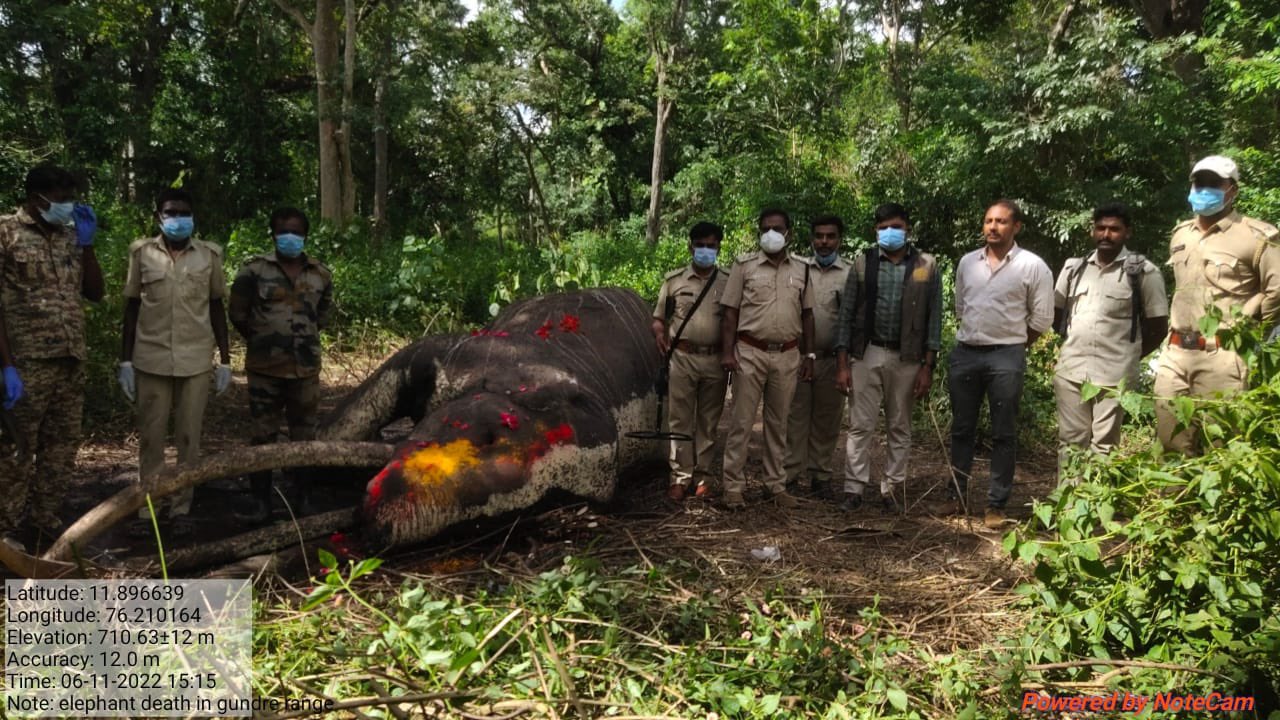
xmin=943 ymin=200 xmax=1053 ymax=528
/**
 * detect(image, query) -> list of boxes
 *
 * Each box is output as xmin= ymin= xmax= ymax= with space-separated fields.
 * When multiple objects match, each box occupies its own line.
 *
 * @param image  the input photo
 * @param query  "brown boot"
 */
xmin=666 ymin=484 xmax=687 ymax=501
xmin=772 ymin=491 xmax=798 ymax=509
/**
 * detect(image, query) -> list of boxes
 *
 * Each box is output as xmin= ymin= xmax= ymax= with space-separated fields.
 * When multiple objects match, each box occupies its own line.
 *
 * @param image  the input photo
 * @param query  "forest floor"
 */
xmin=9 ymin=344 xmax=1058 ymax=654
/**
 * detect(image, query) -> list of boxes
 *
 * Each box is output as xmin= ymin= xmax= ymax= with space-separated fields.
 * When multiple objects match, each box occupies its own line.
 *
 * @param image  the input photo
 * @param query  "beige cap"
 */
xmin=1190 ymin=155 xmax=1239 ymax=182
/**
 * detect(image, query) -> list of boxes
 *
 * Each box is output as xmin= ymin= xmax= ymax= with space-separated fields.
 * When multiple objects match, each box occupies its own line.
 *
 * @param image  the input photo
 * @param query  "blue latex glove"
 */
xmin=117 ymin=362 xmax=136 ymax=402
xmin=3 ymin=366 xmax=23 ymax=410
xmin=72 ymin=204 xmax=97 ymax=247
xmin=214 ymin=363 xmax=232 ymax=396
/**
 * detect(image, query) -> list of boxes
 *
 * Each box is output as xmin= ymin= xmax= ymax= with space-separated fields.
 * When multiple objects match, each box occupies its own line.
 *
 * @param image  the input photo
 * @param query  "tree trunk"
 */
xmin=372 ymin=62 xmax=390 ymax=236
xmin=643 ymin=0 xmax=690 ymax=246
xmin=43 ymin=441 xmax=394 ymax=563
xmin=340 ymin=0 xmax=358 ymax=220
xmin=276 ymin=0 xmax=348 ymax=225
xmin=645 ymin=72 xmax=672 ymax=246
xmin=312 ymin=0 xmax=345 ymax=223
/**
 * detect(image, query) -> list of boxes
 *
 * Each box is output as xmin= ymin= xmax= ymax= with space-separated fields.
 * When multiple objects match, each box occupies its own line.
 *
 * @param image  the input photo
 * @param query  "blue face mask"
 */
xmin=160 ymin=216 xmax=194 ymax=241
xmin=877 ymin=227 xmax=907 ymax=251
xmin=692 ymin=247 xmax=718 ymax=269
xmin=1188 ymin=187 xmax=1227 ymax=216
xmin=275 ymin=233 xmax=305 ymax=258
xmin=38 ymin=196 xmax=75 ymax=225
xmin=815 ymin=252 xmax=838 ymax=267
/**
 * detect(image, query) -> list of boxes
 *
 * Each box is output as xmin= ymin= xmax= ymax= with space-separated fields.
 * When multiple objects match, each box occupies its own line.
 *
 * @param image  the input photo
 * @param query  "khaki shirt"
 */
xmin=0 ymin=207 xmax=87 ymax=361
xmin=653 ymin=264 xmax=727 ymax=348
xmin=1055 ymin=249 xmax=1168 ymax=386
xmin=720 ymin=251 xmax=815 ymax=344
xmin=805 ymin=255 xmax=851 ymax=352
xmin=955 ymin=244 xmax=1054 ymax=345
xmin=1167 ymin=211 xmax=1280 ymax=331
xmin=124 ymin=236 xmax=227 ymax=377
xmin=228 ymin=252 xmax=333 ymax=379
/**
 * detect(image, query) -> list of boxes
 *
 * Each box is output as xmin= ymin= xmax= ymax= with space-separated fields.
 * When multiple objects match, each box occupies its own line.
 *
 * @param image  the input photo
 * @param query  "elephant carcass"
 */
xmin=361 ymin=287 xmax=666 ymax=546
xmin=26 ymin=288 xmax=664 ymax=574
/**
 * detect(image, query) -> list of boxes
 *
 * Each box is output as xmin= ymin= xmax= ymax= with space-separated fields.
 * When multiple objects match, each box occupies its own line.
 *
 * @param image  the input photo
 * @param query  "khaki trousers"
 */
xmin=1154 ymin=345 xmax=1246 ymax=455
xmin=843 ymin=344 xmax=917 ymax=496
xmin=722 ymin=344 xmax=800 ymax=496
xmin=136 ymin=369 xmax=210 ymax=517
xmin=785 ymin=356 xmax=844 ymax=486
xmin=1054 ymin=375 xmax=1124 ymax=470
xmin=665 ymin=349 xmax=727 ymax=488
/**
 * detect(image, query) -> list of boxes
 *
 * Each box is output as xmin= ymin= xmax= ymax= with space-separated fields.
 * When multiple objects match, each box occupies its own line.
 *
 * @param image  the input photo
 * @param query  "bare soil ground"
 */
xmin=9 ymin=345 xmax=1058 ymax=651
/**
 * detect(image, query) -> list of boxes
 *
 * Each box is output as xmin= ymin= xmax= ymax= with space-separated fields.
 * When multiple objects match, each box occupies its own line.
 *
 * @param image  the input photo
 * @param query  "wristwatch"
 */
xmin=805 ymin=352 xmax=817 ymax=360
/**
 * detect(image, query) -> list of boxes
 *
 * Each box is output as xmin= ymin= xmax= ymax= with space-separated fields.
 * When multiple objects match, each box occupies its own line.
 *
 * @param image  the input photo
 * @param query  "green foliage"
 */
xmin=256 ymin=554 xmax=1005 ymax=718
xmin=1005 ymin=321 xmax=1280 ymax=696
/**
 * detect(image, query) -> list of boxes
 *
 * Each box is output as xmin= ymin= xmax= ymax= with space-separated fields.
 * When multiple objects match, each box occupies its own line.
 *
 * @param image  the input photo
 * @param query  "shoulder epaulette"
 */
xmin=735 ymin=251 xmax=759 ymax=264
xmin=663 ymin=267 xmax=685 ymax=280
xmin=1244 ymin=217 xmax=1280 ymax=240
xmin=199 ymin=239 xmax=224 ymax=256
xmin=1172 ymin=218 xmax=1196 ymax=232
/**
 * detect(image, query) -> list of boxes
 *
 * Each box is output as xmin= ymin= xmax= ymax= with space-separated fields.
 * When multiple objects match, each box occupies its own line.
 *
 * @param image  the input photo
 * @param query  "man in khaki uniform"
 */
xmin=652 ymin=221 xmax=729 ymax=501
xmin=1054 ymin=203 xmax=1167 ymax=466
xmin=229 ymin=207 xmax=333 ymax=521
xmin=719 ymin=208 xmax=815 ymax=509
xmin=1155 ymin=155 xmax=1280 ymax=454
xmin=121 ymin=188 xmax=232 ymax=524
xmin=785 ymin=215 xmax=850 ymax=496
xmin=835 ymin=203 xmax=942 ymax=514
xmin=0 ymin=165 xmax=103 ymax=543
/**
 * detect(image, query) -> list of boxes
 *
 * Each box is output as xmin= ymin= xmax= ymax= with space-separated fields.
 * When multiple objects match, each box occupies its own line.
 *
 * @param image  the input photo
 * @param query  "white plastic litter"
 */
xmin=750 ymin=546 xmax=781 ymax=562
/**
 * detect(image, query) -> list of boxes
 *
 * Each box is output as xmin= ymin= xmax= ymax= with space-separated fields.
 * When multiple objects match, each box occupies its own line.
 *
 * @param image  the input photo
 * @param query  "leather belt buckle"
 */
xmin=1170 ymin=330 xmax=1207 ymax=350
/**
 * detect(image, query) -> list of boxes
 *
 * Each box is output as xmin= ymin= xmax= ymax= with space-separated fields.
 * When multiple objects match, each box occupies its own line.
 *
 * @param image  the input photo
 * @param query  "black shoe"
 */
xmin=839 ymin=493 xmax=864 ymax=513
xmin=235 ymin=496 xmax=272 ymax=524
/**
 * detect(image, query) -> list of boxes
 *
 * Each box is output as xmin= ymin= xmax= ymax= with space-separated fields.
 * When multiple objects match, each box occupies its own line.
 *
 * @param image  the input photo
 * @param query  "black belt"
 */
xmin=869 ymin=339 xmax=900 ymax=351
xmin=958 ymin=342 xmax=1020 ymax=352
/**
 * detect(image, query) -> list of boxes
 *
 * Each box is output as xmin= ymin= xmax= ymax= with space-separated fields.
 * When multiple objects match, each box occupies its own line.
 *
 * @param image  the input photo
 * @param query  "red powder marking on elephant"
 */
xmin=559 ymin=314 xmax=580 ymax=333
xmin=473 ymin=394 xmax=483 ymax=400
xmin=494 ymin=331 xmax=509 ymax=337
xmin=535 ymin=321 xmax=553 ymax=340
xmin=500 ymin=412 xmax=520 ymax=430
xmin=366 ymin=471 xmax=386 ymax=505
xmin=458 ymin=422 xmax=470 ymax=430
xmin=544 ymin=423 xmax=575 ymax=445
xmin=470 ymin=329 xmax=482 ymax=336
xmin=518 ymin=385 xmax=527 ymax=392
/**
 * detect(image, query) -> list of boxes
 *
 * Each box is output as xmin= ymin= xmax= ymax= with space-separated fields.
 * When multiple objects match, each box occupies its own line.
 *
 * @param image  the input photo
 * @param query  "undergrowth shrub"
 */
xmin=256 ymin=554 xmax=994 ymax=719
xmin=1006 ymin=313 xmax=1280 ymax=703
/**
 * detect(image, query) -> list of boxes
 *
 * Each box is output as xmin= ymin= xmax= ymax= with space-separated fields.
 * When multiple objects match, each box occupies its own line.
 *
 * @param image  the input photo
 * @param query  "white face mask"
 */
xmin=759 ymin=229 xmax=787 ymax=253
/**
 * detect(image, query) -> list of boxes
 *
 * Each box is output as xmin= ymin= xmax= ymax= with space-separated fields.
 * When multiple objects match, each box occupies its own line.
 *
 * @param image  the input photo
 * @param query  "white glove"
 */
xmin=117 ymin=361 xmax=136 ymax=402
xmin=214 ymin=363 xmax=232 ymax=396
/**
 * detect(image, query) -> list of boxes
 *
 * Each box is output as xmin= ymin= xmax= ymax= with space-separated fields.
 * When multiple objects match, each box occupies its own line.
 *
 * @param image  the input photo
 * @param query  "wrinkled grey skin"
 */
xmin=322 ymin=288 xmax=665 ymax=546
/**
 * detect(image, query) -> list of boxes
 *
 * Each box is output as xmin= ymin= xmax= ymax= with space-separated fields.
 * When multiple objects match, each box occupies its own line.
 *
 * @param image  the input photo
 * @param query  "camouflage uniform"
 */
xmin=228 ymin=251 xmax=332 ymax=509
xmin=0 ymin=208 xmax=89 ymax=534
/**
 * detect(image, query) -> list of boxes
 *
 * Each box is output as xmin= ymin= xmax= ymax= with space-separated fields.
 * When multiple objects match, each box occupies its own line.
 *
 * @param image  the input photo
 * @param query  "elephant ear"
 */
xmin=320 ymin=335 xmax=455 ymax=441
